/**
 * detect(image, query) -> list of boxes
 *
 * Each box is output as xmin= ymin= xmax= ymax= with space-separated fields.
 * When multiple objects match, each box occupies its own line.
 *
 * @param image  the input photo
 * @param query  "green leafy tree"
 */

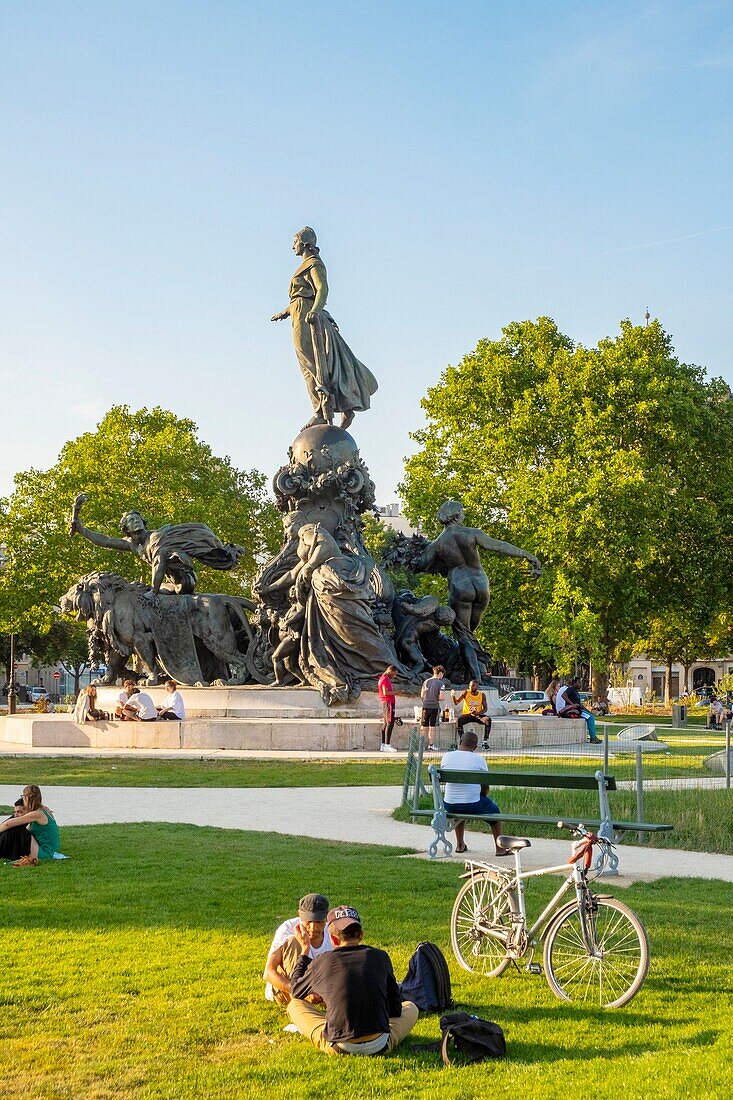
xmin=0 ymin=406 xmax=281 ymax=634
xmin=401 ymin=318 xmax=733 ymax=695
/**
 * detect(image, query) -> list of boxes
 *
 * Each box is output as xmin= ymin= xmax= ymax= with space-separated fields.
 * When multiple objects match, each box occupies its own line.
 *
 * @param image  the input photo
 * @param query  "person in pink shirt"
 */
xmin=378 ymin=664 xmax=399 ymax=753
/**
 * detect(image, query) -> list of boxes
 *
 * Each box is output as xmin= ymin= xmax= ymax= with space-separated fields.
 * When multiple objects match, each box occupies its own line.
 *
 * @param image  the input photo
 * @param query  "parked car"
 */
xmin=28 ymin=687 xmax=49 ymax=703
xmin=501 ymin=689 xmax=550 ymax=713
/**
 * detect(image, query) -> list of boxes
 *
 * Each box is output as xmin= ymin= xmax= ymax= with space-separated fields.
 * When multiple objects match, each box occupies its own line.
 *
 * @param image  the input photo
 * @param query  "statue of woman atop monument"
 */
xmin=271 ymin=227 xmax=378 ymax=430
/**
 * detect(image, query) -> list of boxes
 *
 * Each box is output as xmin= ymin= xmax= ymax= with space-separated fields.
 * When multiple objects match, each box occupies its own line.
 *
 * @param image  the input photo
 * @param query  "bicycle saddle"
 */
xmin=497 ymin=835 xmax=531 ymax=851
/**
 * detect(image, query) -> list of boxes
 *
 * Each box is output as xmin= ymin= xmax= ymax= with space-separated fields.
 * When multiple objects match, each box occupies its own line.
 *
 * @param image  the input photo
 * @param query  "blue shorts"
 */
xmin=445 ymin=795 xmax=500 ymax=817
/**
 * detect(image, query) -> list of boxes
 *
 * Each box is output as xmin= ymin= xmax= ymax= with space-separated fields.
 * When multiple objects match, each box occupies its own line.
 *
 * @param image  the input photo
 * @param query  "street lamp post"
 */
xmin=8 ymin=632 xmax=17 ymax=715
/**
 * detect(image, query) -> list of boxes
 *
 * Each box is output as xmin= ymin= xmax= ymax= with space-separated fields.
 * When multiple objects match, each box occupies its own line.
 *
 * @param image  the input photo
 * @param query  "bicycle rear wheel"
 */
xmin=450 ymin=872 xmax=517 ymax=978
xmin=543 ymin=897 xmax=649 ymax=1008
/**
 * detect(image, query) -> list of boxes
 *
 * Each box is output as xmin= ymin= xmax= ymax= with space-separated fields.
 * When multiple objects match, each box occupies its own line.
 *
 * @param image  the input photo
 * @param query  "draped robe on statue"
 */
xmin=298 ymin=548 xmax=399 ymax=704
xmin=289 ymin=255 xmax=378 ymax=417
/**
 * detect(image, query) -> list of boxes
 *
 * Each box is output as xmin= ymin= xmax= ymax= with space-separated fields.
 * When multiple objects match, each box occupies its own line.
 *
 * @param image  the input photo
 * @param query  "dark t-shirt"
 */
xmin=421 ymin=677 xmax=447 ymax=709
xmin=290 ymin=943 xmax=402 ymax=1042
xmin=564 ymin=685 xmax=582 ymax=707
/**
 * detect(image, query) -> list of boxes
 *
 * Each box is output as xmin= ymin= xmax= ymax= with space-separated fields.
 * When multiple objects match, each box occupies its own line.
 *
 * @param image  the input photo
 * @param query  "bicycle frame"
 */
xmin=468 ymin=840 xmax=605 ymax=954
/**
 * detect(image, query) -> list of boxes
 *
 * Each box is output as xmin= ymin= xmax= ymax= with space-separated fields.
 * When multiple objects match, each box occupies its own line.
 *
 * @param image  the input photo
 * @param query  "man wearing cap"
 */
xmin=263 ymin=893 xmax=333 ymax=1007
xmin=286 ymin=905 xmax=419 ymax=1056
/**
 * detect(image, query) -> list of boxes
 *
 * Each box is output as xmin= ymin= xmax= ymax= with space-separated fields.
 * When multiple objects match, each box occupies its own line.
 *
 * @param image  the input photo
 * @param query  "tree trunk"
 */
xmin=592 ymin=666 xmax=609 ymax=700
xmin=664 ymin=657 xmax=672 ymax=704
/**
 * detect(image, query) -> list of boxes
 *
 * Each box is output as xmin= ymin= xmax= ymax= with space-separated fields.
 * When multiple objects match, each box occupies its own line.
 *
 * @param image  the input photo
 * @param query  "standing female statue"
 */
xmin=271 ymin=227 xmax=378 ymax=430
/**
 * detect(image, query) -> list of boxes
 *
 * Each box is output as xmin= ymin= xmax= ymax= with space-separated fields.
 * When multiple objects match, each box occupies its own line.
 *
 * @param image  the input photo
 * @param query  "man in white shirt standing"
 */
xmin=122 ymin=685 xmax=158 ymax=721
xmin=441 ymin=730 xmax=508 ymax=856
xmin=157 ymin=680 xmax=186 ymax=720
xmin=263 ymin=892 xmax=333 ymax=1007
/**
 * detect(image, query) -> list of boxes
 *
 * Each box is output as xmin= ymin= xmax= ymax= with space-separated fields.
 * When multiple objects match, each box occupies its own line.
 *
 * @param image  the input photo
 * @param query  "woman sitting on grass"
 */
xmin=0 ymin=785 xmax=61 ymax=867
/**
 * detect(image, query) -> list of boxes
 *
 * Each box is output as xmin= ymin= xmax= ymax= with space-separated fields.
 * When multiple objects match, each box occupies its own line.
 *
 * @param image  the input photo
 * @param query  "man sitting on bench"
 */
xmin=441 ymin=730 xmax=509 ymax=856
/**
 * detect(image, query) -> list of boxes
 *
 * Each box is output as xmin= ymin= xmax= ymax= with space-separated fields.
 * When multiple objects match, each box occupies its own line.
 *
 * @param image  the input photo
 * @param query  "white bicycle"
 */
xmin=450 ymin=823 xmax=649 ymax=1009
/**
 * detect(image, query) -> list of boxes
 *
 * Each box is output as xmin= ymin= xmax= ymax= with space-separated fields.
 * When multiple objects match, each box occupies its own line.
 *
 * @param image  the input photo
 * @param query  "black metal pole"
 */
xmin=7 ymin=632 xmax=17 ymax=715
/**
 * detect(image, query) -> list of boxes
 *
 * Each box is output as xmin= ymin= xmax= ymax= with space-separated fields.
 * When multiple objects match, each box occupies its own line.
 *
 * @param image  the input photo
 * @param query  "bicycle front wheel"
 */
xmin=450 ymin=872 xmax=517 ymax=978
xmin=543 ymin=897 xmax=649 ymax=1008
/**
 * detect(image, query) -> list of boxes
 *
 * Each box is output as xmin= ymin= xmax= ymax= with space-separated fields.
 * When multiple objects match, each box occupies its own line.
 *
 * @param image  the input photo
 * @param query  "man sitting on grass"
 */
xmin=287 ymin=905 xmax=418 ymax=1056
xmin=0 ymin=798 xmax=32 ymax=862
xmin=441 ymin=729 xmax=508 ymax=856
xmin=263 ymin=893 xmax=333 ymax=1007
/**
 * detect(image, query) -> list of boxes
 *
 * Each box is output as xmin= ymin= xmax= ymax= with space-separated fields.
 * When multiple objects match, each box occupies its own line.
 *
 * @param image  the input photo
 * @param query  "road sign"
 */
xmin=52 ymin=671 xmax=61 ymax=680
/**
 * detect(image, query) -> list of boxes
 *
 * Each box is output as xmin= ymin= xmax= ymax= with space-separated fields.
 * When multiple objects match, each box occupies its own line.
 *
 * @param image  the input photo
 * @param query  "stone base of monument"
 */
xmin=460 ymin=715 xmax=586 ymax=750
xmin=0 ymin=693 xmax=584 ymax=752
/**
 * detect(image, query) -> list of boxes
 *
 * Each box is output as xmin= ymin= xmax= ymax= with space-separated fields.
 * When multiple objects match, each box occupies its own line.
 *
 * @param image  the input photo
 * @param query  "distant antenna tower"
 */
xmin=644 ymin=307 xmax=650 ymax=327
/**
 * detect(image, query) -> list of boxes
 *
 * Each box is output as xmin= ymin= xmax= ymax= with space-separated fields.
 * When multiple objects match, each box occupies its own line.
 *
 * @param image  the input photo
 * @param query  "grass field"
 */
xmin=0 ymin=756 xmax=406 ymax=789
xmin=1 ymin=825 xmax=732 ymax=1099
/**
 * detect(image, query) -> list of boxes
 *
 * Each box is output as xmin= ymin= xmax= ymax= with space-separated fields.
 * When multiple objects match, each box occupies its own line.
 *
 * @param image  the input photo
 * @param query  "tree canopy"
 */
xmin=400 ymin=318 xmax=733 ymax=691
xmin=0 ymin=405 xmax=281 ymax=634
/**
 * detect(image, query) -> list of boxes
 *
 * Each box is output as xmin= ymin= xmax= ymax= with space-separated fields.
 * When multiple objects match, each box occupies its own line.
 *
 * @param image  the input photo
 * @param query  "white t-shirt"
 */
xmin=128 ymin=692 xmax=157 ymax=720
xmin=264 ymin=917 xmax=333 ymax=1000
xmin=440 ymin=749 xmax=489 ymax=804
xmin=555 ymin=686 xmax=568 ymax=712
xmin=163 ymin=690 xmax=185 ymax=719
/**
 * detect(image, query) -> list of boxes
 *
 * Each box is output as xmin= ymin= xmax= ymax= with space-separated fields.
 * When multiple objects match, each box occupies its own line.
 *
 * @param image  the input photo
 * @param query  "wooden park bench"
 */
xmin=414 ymin=764 xmax=673 ymax=869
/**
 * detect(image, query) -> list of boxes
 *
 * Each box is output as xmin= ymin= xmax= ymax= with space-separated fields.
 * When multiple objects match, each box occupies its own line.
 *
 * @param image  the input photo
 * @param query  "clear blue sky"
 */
xmin=1 ymin=1 xmax=731 ymax=505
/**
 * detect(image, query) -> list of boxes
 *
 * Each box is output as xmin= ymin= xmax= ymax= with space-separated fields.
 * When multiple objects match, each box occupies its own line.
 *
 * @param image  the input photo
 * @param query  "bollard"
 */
xmin=635 ymin=743 xmax=647 ymax=844
xmin=412 ymin=734 xmax=427 ymax=813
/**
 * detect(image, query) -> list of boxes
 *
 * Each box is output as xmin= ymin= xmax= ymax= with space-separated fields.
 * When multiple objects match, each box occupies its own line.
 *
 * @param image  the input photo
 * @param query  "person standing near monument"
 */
xmin=378 ymin=664 xmax=399 ymax=753
xmin=420 ymin=665 xmax=448 ymax=751
xmin=271 ymin=227 xmax=378 ymax=430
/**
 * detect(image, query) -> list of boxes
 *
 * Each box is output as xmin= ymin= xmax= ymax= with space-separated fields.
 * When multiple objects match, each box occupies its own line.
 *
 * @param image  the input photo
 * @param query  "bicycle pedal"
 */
xmin=526 ymin=963 xmax=542 ymax=975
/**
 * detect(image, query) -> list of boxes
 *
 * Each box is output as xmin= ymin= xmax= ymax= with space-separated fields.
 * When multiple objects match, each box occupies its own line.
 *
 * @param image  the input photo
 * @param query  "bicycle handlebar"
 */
xmin=557 ymin=821 xmax=613 ymax=870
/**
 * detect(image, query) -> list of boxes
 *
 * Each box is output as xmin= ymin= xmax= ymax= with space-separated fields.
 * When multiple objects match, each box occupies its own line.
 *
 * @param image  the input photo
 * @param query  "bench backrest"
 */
xmin=434 ymin=767 xmax=617 ymax=792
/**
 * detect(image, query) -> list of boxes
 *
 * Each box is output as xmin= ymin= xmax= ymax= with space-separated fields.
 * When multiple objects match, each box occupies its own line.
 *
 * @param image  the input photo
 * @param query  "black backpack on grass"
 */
xmin=439 ymin=1011 xmax=507 ymax=1065
xmin=399 ymin=941 xmax=452 ymax=1012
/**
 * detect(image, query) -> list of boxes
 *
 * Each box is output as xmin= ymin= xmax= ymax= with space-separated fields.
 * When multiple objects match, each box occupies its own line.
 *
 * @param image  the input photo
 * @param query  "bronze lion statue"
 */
xmin=60 ymin=571 xmax=256 ymax=686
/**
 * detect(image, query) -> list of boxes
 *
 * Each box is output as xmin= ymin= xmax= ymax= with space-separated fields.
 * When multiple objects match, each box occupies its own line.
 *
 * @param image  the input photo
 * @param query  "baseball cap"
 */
xmin=327 ymin=905 xmax=362 ymax=932
xmin=298 ymin=893 xmax=329 ymax=921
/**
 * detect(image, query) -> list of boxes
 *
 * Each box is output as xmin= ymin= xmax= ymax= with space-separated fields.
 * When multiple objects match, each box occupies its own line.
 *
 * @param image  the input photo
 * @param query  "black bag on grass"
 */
xmin=439 ymin=1011 xmax=506 ymax=1065
xmin=399 ymin=941 xmax=452 ymax=1012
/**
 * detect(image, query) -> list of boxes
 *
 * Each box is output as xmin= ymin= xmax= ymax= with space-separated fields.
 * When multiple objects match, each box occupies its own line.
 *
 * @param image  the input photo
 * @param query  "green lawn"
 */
xmin=0 ymin=756 xmax=406 ymax=789
xmin=0 ymin=825 xmax=731 ymax=1098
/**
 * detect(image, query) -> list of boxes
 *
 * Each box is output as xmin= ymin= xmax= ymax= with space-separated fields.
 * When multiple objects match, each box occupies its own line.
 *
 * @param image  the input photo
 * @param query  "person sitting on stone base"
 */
xmin=451 ymin=679 xmax=492 ymax=744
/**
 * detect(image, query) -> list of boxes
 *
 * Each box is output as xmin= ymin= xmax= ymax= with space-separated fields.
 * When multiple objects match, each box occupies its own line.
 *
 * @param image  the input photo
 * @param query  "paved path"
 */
xmin=3 ymin=783 xmax=732 ymax=885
